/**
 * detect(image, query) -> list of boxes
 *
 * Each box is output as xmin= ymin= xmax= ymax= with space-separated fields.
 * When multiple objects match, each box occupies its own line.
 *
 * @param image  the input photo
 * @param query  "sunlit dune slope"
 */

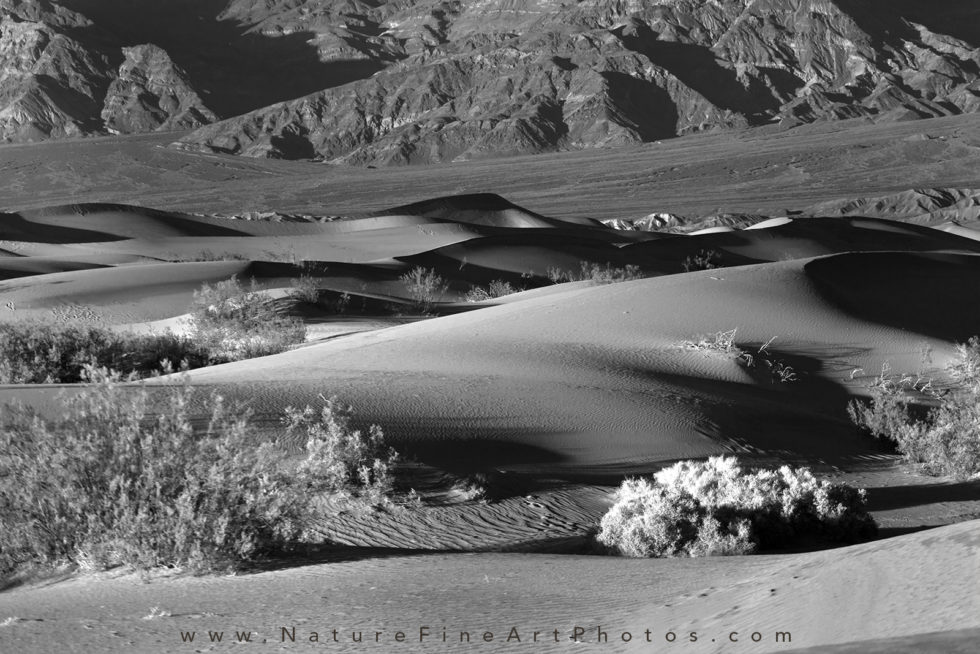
xmin=178 ymin=251 xmax=980 ymax=477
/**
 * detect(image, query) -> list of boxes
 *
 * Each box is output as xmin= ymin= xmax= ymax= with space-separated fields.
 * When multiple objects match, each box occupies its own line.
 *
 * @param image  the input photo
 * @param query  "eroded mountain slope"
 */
xmin=2 ymin=1 xmax=979 ymax=164
xmin=174 ymin=0 xmax=980 ymax=163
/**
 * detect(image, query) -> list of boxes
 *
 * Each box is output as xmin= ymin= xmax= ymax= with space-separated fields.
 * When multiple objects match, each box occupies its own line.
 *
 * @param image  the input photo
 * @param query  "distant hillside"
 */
xmin=3 ymin=1 xmax=979 ymax=165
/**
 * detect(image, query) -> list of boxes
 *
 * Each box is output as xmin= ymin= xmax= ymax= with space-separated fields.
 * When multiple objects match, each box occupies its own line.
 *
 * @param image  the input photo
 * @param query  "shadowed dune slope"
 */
xmin=373 ymin=193 xmax=604 ymax=228
xmin=6 ymin=199 xmax=980 ymax=280
xmin=397 ymin=232 xmax=637 ymax=280
xmin=805 ymin=252 xmax=980 ymax=342
xmin=0 ymin=253 xmax=151 ymax=281
xmin=176 ymin=252 xmax=980 ymax=477
xmin=15 ymin=204 xmax=251 ymax=239
xmin=391 ymin=214 xmax=980 ymax=281
xmin=620 ymin=216 xmax=980 ymax=271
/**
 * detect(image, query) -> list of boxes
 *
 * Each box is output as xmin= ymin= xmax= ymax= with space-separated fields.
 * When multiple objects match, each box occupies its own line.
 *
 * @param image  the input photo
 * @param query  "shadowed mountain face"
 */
xmin=3 ymin=1 xmax=980 ymax=163
xmin=0 ymin=0 xmax=388 ymax=141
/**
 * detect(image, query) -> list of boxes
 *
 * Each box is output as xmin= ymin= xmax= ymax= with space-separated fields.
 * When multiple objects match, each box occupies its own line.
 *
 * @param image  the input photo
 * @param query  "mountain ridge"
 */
xmin=2 ymin=1 xmax=979 ymax=165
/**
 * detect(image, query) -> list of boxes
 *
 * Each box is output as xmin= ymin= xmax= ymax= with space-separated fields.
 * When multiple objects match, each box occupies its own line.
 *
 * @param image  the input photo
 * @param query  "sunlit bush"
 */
xmin=597 ymin=456 xmax=876 ymax=557
xmin=0 ymin=368 xmax=398 ymax=575
xmin=399 ymin=267 xmax=447 ymax=313
xmin=464 ymin=280 xmax=520 ymax=302
xmin=547 ymin=261 xmax=644 ymax=284
xmin=849 ymin=337 xmax=980 ymax=479
xmin=190 ymin=276 xmax=306 ymax=361
xmin=0 ymin=321 xmax=208 ymax=383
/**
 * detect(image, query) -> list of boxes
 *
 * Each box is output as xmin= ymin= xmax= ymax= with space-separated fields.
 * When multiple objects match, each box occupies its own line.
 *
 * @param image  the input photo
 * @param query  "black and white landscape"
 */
xmin=1 ymin=2 xmax=979 ymax=653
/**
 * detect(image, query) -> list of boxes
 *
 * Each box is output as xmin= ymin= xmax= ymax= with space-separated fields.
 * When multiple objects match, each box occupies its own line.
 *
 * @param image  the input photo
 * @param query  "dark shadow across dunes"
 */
xmin=866 ymin=480 xmax=980 ymax=512
xmin=805 ymin=251 xmax=980 ymax=342
xmin=0 ymin=212 xmax=126 ymax=243
xmin=19 ymin=203 xmax=252 ymax=238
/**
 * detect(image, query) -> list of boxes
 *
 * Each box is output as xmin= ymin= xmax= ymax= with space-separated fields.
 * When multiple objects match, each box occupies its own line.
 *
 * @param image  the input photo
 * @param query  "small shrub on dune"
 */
xmin=399 ymin=266 xmax=448 ymax=313
xmin=0 ymin=321 xmax=208 ymax=383
xmin=464 ymin=280 xmax=521 ymax=302
xmin=190 ymin=276 xmax=306 ymax=361
xmin=849 ymin=338 xmax=980 ymax=479
xmin=0 ymin=368 xmax=399 ymax=575
xmin=289 ymin=273 xmax=322 ymax=304
xmin=682 ymin=330 xmax=797 ymax=383
xmin=682 ymin=328 xmax=743 ymax=358
xmin=682 ymin=249 xmax=721 ymax=272
xmin=596 ymin=456 xmax=876 ymax=558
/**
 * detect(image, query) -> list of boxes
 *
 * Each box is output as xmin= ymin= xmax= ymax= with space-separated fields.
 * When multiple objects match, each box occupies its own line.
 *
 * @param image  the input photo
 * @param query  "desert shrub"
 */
xmin=282 ymin=398 xmax=396 ymax=507
xmin=464 ymin=280 xmax=520 ymax=302
xmin=332 ymin=291 xmax=352 ymax=314
xmin=190 ymin=276 xmax=306 ymax=361
xmin=289 ymin=273 xmax=321 ymax=304
xmin=0 ymin=368 xmax=399 ymax=575
xmin=597 ymin=456 xmax=876 ymax=557
xmin=682 ymin=330 xmax=797 ymax=383
xmin=682 ymin=249 xmax=721 ymax=272
xmin=399 ymin=267 xmax=447 ymax=313
xmin=0 ymin=321 xmax=209 ymax=383
xmin=682 ymin=328 xmax=744 ymax=358
xmin=849 ymin=339 xmax=980 ymax=479
xmin=583 ymin=262 xmax=643 ymax=283
xmin=546 ymin=266 xmax=571 ymax=283
xmin=548 ymin=261 xmax=644 ymax=284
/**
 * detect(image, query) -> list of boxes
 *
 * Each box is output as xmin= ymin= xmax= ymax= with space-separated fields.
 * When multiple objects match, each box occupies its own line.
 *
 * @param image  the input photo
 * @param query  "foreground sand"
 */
xmin=0 ymin=519 xmax=977 ymax=653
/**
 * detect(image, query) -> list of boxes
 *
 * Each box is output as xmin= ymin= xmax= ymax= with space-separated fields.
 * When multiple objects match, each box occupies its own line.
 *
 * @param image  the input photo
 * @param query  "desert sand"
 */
xmin=2 ymin=125 xmax=980 ymax=653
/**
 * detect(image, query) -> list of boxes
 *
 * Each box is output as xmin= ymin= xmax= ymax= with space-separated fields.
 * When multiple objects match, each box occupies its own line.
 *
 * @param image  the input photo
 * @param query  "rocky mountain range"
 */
xmin=2 ymin=1 xmax=979 ymax=165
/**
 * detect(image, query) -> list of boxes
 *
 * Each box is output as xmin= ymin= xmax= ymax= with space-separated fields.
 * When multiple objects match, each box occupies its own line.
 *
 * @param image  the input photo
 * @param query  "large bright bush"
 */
xmin=597 ymin=456 xmax=876 ymax=557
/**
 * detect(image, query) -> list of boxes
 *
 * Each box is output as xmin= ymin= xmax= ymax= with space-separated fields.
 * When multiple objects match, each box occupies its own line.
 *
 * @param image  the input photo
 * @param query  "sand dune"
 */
xmin=16 ymin=204 xmax=250 ymax=239
xmin=171 ymin=252 xmax=977 ymax=481
xmin=0 ymin=253 xmax=151 ymax=281
xmin=4 ymin=198 xmax=979 ymax=478
xmin=373 ymin=192 xmax=603 ymax=228
xmin=2 ymin=193 xmax=979 ymax=654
